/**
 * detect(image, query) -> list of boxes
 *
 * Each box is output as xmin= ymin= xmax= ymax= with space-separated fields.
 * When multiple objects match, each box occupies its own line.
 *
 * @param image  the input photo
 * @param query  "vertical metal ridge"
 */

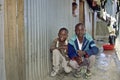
xmin=0 ymin=0 xmax=6 ymax=79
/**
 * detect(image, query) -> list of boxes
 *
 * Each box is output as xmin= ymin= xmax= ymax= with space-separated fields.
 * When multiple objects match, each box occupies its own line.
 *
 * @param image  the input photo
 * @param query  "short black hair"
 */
xmin=59 ymin=28 xmax=68 ymax=34
xmin=75 ymin=23 xmax=85 ymax=29
xmin=72 ymin=2 xmax=78 ymax=6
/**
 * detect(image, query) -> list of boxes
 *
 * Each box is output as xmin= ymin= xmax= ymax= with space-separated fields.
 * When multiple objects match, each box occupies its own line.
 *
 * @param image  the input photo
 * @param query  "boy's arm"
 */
xmin=68 ymin=43 xmax=83 ymax=64
xmin=68 ymin=43 xmax=78 ymax=59
xmin=50 ymin=39 xmax=57 ymax=52
xmin=50 ymin=39 xmax=68 ymax=52
xmin=85 ymin=41 xmax=99 ymax=56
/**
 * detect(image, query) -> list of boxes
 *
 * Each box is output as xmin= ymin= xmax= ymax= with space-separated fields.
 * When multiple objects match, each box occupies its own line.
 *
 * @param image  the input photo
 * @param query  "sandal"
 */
xmin=74 ymin=69 xmax=82 ymax=78
xmin=85 ymin=69 xmax=91 ymax=76
xmin=74 ymin=73 xmax=81 ymax=78
xmin=84 ymin=69 xmax=91 ymax=79
xmin=85 ymin=71 xmax=91 ymax=77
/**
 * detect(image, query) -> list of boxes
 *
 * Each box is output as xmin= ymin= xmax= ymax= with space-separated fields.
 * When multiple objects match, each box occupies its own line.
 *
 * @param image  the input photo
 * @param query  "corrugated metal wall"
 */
xmin=84 ymin=0 xmax=93 ymax=35
xmin=0 ymin=0 xmax=6 ymax=80
xmin=24 ymin=0 xmax=79 ymax=80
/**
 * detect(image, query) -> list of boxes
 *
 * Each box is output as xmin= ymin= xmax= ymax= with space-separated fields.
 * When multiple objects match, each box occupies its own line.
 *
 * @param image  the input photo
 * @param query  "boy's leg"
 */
xmin=85 ymin=55 xmax=95 ymax=74
xmin=61 ymin=57 xmax=72 ymax=73
xmin=89 ymin=55 xmax=95 ymax=68
xmin=69 ymin=60 xmax=82 ymax=78
xmin=80 ymin=55 xmax=96 ymax=70
xmin=79 ymin=57 xmax=90 ymax=70
xmin=85 ymin=55 xmax=95 ymax=77
xmin=69 ymin=56 xmax=95 ymax=78
xmin=81 ymin=57 xmax=92 ymax=77
xmin=51 ymin=49 xmax=61 ymax=76
xmin=69 ymin=60 xmax=79 ymax=69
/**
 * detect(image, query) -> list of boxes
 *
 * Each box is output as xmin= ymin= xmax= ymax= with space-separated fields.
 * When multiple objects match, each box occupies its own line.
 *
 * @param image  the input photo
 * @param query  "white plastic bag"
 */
xmin=96 ymin=53 xmax=111 ymax=71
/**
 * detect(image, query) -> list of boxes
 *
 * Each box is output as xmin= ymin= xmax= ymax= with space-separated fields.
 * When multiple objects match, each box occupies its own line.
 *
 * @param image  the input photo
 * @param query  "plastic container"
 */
xmin=103 ymin=44 xmax=114 ymax=50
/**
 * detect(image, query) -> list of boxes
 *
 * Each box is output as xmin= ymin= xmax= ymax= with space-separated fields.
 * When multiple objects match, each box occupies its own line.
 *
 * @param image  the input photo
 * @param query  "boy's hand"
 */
xmin=58 ymin=45 xmax=68 ymax=50
xmin=77 ymin=50 xmax=86 ymax=56
xmin=75 ymin=56 xmax=82 ymax=65
xmin=62 ymin=45 xmax=68 ymax=50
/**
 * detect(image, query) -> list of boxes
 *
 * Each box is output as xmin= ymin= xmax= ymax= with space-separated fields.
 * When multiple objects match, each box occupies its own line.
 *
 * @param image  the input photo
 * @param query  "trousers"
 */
xmin=52 ymin=49 xmax=71 ymax=73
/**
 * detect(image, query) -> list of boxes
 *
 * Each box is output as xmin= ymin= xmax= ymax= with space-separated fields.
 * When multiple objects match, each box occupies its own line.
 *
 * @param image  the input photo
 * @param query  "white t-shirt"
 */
xmin=77 ymin=38 xmax=83 ymax=50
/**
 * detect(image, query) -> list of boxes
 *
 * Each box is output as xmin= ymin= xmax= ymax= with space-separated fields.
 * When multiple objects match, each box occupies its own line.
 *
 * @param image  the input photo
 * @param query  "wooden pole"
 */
xmin=4 ymin=0 xmax=25 ymax=80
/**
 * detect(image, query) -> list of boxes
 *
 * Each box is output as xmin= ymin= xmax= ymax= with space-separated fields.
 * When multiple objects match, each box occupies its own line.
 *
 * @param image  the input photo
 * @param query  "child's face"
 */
xmin=58 ymin=30 xmax=68 ymax=42
xmin=75 ymin=25 xmax=85 ymax=38
xmin=72 ymin=5 xmax=77 ymax=11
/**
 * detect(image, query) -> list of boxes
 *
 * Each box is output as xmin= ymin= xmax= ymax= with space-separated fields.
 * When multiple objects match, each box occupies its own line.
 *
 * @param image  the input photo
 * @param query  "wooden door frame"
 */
xmin=4 ymin=0 xmax=25 ymax=80
xmin=79 ymin=0 xmax=84 ymax=24
xmin=79 ymin=0 xmax=95 ymax=38
xmin=92 ymin=12 xmax=95 ymax=39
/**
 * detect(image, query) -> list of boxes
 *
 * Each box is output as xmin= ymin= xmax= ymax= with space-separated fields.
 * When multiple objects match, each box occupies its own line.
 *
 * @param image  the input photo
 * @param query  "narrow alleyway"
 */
xmin=46 ymin=39 xmax=120 ymax=80
xmin=1 ymin=0 xmax=120 ymax=80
